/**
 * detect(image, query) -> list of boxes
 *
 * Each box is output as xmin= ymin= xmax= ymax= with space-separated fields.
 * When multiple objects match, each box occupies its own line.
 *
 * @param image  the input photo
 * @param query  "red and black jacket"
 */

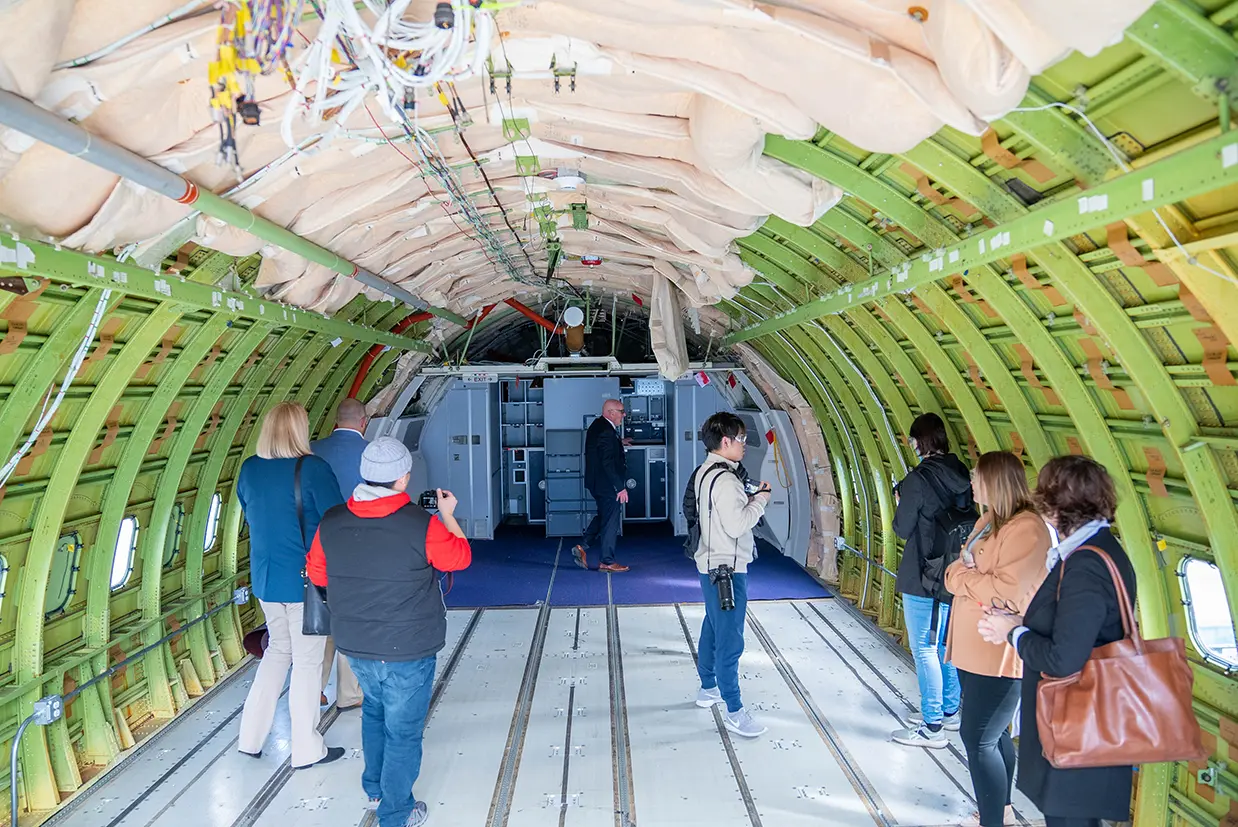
xmin=307 ymin=492 xmax=470 ymax=662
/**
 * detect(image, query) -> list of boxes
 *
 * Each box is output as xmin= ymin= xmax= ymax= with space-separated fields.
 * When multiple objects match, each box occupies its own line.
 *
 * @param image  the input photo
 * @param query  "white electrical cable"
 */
xmin=282 ymin=0 xmax=495 ymax=150
xmin=0 ymin=289 xmax=113 ymax=488
xmin=1013 ymin=101 xmax=1238 ymax=288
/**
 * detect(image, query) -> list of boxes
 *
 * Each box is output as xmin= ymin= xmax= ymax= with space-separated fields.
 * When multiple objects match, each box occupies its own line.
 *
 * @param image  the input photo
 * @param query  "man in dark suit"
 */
xmin=573 ymin=399 xmax=631 ymax=572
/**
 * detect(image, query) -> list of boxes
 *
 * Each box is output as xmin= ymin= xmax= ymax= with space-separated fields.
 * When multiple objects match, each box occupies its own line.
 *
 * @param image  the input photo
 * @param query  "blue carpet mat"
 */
xmin=443 ymin=523 xmax=830 ymax=609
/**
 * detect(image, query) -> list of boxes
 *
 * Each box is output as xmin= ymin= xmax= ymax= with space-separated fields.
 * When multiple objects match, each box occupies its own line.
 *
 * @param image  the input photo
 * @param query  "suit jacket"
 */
xmin=311 ymin=428 xmax=368 ymax=499
xmin=1013 ymin=527 xmax=1137 ymax=821
xmin=584 ymin=416 xmax=625 ymax=497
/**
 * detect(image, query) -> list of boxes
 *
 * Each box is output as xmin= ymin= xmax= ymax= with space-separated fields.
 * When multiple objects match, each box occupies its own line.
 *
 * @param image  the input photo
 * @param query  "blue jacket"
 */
xmin=236 ymin=454 xmax=344 ymax=603
xmin=311 ymin=428 xmax=368 ymax=499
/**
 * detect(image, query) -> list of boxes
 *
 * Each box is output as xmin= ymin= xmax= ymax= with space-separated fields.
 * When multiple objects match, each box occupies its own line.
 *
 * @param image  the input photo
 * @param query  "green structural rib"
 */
xmin=726 ymin=129 xmax=1238 ymax=343
xmin=0 ymin=237 xmax=432 ymax=352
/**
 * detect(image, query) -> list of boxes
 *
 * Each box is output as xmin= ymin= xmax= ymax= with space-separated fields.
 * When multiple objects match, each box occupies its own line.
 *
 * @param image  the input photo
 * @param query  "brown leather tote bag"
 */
xmin=1036 ymin=546 xmax=1206 ymax=769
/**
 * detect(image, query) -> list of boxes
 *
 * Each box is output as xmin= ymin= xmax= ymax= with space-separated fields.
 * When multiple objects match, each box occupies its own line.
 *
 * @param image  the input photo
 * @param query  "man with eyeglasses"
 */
xmin=573 ymin=398 xmax=631 ymax=572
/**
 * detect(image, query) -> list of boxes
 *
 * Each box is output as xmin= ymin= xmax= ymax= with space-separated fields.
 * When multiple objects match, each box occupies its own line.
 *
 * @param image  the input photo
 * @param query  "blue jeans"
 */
xmin=902 ymin=594 xmax=960 ymax=725
xmin=347 ymin=655 xmax=436 ymax=827
xmin=697 ymin=572 xmax=748 ymax=714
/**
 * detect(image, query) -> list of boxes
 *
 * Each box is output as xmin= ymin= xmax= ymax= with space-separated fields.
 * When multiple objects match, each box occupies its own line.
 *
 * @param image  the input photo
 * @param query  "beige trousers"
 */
xmin=321 ymin=636 xmax=364 ymax=707
xmin=238 ymin=601 xmax=327 ymax=767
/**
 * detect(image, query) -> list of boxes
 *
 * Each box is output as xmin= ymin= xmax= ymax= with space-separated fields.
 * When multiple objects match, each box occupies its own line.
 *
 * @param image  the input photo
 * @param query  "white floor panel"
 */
xmin=679 ymin=602 xmax=876 ymax=826
xmin=53 ymin=600 xmax=1048 ymax=827
xmin=410 ymin=608 xmax=539 ymax=826
xmin=251 ymin=609 xmax=479 ymax=827
xmin=798 ymin=600 xmax=1043 ymax=823
xmin=506 ymin=608 xmax=613 ymax=827
xmin=49 ymin=662 xmax=293 ymax=827
xmin=619 ymin=605 xmax=752 ymax=827
xmin=751 ymin=601 xmax=967 ymax=825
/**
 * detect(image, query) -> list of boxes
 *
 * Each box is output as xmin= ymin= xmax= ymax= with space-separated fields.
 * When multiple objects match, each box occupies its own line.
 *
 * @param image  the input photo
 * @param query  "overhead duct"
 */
xmin=503 ymin=297 xmax=560 ymax=334
xmin=0 ymin=89 xmax=467 ymax=326
xmin=563 ymin=305 xmax=586 ymax=356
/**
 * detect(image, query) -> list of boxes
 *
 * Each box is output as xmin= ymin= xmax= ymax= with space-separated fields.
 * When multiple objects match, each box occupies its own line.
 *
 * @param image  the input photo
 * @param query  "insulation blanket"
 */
xmin=649 ymin=271 xmax=689 ymax=380
xmin=736 ymin=343 xmax=840 ymax=583
xmin=0 ymin=0 xmax=1154 ymax=319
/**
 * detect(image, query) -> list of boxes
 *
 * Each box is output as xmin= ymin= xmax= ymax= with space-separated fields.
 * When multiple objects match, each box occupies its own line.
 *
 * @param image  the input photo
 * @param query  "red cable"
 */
xmin=347 ymin=303 xmax=497 ymax=398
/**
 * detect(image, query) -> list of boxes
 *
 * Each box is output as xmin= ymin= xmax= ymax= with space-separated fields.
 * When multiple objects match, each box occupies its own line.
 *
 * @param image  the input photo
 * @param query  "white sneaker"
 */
xmin=723 ymin=707 xmax=767 ymax=738
xmin=908 ymin=710 xmax=960 ymax=732
xmin=405 ymin=801 xmax=428 ymax=826
xmin=696 ymin=686 xmax=724 ymax=708
xmin=891 ymin=724 xmax=947 ymax=748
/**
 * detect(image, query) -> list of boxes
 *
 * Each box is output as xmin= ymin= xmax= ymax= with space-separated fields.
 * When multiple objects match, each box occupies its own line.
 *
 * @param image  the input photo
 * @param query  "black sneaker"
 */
xmin=294 ymin=746 xmax=345 ymax=769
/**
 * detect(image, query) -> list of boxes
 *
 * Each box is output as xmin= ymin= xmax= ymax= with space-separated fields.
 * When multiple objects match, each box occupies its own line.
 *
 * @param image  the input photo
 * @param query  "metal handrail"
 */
xmin=835 ymin=537 xmax=896 ymax=579
xmin=9 ymin=587 xmax=249 ymax=827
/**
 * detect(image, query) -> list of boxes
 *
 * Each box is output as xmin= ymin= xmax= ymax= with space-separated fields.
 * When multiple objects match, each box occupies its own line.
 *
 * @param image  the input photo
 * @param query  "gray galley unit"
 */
xmin=541 ymin=376 xmax=620 ymax=537
xmin=416 ymin=377 xmax=502 ymax=539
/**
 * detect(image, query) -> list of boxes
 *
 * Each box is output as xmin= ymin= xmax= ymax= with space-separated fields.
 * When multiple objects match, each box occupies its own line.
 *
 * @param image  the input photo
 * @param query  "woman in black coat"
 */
xmin=978 ymin=456 xmax=1137 ymax=827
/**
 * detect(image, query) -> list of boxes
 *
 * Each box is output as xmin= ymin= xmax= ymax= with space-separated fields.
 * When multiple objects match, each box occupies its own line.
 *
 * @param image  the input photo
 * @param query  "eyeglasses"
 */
xmin=990 ymin=597 xmax=1020 ymax=615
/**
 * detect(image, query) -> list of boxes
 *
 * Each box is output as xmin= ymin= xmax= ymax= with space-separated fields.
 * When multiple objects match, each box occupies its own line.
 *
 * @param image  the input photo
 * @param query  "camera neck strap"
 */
xmin=699 ymin=460 xmax=741 ymax=571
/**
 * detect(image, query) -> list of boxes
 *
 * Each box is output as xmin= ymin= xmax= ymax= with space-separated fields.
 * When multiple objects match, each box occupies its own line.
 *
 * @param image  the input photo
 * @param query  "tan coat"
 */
xmin=944 ymin=510 xmax=1051 ymax=678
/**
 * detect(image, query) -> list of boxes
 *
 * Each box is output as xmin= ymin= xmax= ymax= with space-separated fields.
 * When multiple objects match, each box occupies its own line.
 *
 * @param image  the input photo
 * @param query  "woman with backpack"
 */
xmin=944 ymin=452 xmax=1051 ymax=826
xmin=890 ymin=413 xmax=976 ymax=748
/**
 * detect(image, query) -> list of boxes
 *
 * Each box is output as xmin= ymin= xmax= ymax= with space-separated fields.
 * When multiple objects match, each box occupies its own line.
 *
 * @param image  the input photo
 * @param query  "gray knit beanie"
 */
xmin=359 ymin=436 xmax=412 ymax=484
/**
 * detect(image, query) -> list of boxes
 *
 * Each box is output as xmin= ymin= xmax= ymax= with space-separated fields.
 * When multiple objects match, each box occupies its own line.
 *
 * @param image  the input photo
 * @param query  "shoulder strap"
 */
xmin=1060 ymin=544 xmax=1141 ymax=649
xmin=917 ymin=464 xmax=951 ymax=512
xmin=294 ymin=455 xmax=307 ymax=551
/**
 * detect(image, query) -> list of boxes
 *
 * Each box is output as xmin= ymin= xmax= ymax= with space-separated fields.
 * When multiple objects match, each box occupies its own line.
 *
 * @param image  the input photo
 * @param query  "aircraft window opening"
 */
xmin=46 ymin=532 xmax=82 ymax=617
xmin=164 ymin=503 xmax=185 ymax=567
xmin=111 ymin=516 xmax=140 ymax=591
xmin=1180 ymin=557 xmax=1238 ymax=672
xmin=204 ymin=493 xmax=222 ymax=551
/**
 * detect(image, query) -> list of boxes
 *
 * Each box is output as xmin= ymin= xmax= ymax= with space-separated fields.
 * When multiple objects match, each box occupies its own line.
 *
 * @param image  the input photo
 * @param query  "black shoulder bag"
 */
xmin=297 ymin=456 xmax=331 ymax=636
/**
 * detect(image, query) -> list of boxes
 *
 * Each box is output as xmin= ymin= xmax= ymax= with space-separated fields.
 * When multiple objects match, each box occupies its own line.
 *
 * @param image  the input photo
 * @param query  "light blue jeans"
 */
xmin=902 ymin=594 xmax=961 ymax=726
xmin=347 ymin=655 xmax=436 ymax=827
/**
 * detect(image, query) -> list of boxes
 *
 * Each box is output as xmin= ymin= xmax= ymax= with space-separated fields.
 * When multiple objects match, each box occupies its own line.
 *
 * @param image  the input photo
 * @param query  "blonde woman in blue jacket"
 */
xmin=235 ymin=402 xmax=346 ymax=769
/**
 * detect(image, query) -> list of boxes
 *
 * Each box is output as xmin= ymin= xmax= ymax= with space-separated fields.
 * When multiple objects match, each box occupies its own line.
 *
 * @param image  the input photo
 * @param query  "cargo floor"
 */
xmin=42 ymin=598 xmax=1044 ymax=827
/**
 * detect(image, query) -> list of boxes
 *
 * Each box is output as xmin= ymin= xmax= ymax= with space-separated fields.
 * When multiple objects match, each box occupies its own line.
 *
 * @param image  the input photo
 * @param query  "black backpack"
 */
xmin=681 ymin=462 xmax=745 ymax=559
xmin=918 ymin=470 xmax=978 ymax=605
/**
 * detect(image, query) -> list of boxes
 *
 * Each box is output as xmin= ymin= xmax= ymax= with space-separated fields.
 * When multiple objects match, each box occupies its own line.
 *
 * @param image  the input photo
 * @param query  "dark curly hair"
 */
xmin=1034 ymin=455 xmax=1117 ymax=536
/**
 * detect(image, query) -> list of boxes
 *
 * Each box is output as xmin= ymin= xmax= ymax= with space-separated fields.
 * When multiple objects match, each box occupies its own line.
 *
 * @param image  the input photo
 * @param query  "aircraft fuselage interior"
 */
xmin=2 ymin=2 xmax=1238 ymax=827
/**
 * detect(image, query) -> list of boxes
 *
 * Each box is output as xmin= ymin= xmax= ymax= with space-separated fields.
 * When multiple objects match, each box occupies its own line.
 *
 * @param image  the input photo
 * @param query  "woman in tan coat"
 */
xmin=944 ymin=451 xmax=1050 ymax=827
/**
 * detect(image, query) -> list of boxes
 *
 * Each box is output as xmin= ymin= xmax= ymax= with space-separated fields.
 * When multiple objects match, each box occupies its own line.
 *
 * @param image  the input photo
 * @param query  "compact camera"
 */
xmin=743 ymin=480 xmax=762 ymax=496
xmin=418 ymin=490 xmax=438 ymax=510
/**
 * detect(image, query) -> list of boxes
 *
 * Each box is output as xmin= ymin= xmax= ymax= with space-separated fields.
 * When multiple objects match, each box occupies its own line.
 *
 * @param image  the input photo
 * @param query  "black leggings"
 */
xmin=958 ymin=669 xmax=1020 ymax=827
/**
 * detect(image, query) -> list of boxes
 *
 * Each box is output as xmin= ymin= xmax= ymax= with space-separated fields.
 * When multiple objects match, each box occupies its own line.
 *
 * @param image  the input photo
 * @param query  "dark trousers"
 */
xmin=959 ymin=669 xmax=1020 ymax=827
xmin=1044 ymin=819 xmax=1100 ymax=827
xmin=698 ymin=572 xmax=748 ymax=714
xmin=347 ymin=655 xmax=436 ymax=827
xmin=582 ymin=491 xmax=621 ymax=564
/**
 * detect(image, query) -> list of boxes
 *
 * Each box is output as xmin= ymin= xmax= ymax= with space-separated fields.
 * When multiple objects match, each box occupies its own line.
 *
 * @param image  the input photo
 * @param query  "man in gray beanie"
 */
xmin=307 ymin=436 xmax=471 ymax=827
